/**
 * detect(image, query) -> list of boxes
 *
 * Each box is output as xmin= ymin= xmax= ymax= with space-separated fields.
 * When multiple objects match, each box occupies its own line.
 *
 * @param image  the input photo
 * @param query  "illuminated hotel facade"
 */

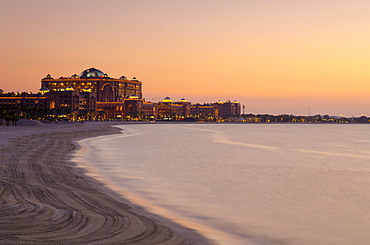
xmin=1 ymin=67 xmax=241 ymax=121
xmin=40 ymin=67 xmax=143 ymax=119
xmin=41 ymin=68 xmax=142 ymax=102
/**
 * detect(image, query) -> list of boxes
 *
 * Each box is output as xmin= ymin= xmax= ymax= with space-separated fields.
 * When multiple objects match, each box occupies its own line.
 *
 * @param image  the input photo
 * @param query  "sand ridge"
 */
xmin=0 ymin=123 xmax=208 ymax=244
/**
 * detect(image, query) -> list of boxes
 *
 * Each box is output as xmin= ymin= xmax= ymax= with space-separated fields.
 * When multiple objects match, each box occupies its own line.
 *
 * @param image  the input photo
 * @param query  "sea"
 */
xmin=73 ymin=123 xmax=370 ymax=245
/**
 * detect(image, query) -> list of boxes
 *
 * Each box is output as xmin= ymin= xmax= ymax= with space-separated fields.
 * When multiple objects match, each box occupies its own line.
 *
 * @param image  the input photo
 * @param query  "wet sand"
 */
xmin=0 ymin=121 xmax=212 ymax=244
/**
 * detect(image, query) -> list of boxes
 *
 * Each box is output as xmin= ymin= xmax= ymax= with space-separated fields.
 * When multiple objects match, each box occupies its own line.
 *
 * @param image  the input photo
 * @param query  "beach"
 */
xmin=0 ymin=121 xmax=212 ymax=245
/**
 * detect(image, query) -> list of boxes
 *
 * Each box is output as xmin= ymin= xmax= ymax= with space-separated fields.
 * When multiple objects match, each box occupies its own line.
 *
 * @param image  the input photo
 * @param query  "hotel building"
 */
xmin=40 ymin=67 xmax=142 ymax=119
xmin=41 ymin=67 xmax=142 ymax=101
xmin=0 ymin=92 xmax=47 ymax=109
xmin=1 ymin=67 xmax=241 ymax=121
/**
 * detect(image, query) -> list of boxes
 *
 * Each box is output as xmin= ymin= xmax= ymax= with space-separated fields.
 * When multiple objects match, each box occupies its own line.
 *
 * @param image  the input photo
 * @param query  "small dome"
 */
xmin=79 ymin=67 xmax=107 ymax=79
xmin=162 ymin=97 xmax=173 ymax=102
xmin=132 ymin=77 xmax=139 ymax=81
xmin=0 ymin=89 xmax=4 ymax=93
xmin=70 ymin=74 xmax=79 ymax=79
xmin=179 ymin=98 xmax=188 ymax=102
xmin=120 ymin=76 xmax=127 ymax=80
xmin=38 ymin=87 xmax=50 ymax=95
xmin=43 ymin=74 xmax=54 ymax=80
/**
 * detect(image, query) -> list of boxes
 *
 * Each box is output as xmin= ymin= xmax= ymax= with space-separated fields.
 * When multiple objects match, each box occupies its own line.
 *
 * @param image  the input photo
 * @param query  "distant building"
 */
xmin=0 ymin=92 xmax=47 ymax=109
xmin=154 ymin=97 xmax=191 ymax=120
xmin=41 ymin=67 xmax=142 ymax=101
xmin=189 ymin=101 xmax=241 ymax=120
xmin=46 ymin=90 xmax=96 ymax=113
xmin=143 ymin=97 xmax=240 ymax=120
xmin=191 ymin=103 xmax=215 ymax=119
xmin=214 ymin=100 xmax=241 ymax=118
xmin=40 ymin=67 xmax=143 ymax=120
xmin=124 ymin=96 xmax=143 ymax=120
xmin=1 ymin=67 xmax=241 ymax=121
xmin=142 ymin=101 xmax=158 ymax=120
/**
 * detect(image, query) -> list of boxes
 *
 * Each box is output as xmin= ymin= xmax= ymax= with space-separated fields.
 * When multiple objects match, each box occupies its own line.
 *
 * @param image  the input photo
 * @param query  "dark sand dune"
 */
xmin=0 ymin=124 xmax=210 ymax=244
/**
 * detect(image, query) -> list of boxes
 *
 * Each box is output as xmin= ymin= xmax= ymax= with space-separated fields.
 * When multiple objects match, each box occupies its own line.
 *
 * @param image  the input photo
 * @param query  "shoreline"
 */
xmin=0 ymin=122 xmax=213 ymax=244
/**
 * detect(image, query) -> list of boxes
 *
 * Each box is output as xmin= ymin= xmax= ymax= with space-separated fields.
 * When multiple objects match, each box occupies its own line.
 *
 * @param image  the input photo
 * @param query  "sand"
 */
xmin=0 ymin=121 xmax=213 ymax=244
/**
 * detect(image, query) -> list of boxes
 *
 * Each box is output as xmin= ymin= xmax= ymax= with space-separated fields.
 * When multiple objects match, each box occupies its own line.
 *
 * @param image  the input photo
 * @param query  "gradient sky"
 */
xmin=1 ymin=0 xmax=370 ymax=116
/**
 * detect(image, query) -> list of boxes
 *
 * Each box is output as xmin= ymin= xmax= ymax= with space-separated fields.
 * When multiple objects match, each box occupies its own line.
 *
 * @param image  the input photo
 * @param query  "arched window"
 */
xmin=102 ymin=84 xmax=114 ymax=102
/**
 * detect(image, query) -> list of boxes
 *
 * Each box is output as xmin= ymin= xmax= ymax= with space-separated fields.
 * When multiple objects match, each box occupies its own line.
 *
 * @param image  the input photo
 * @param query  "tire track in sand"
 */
xmin=0 ymin=125 xmax=201 ymax=244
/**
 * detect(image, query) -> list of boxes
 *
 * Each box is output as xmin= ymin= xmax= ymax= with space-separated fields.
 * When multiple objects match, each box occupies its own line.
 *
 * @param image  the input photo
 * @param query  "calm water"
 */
xmin=74 ymin=124 xmax=370 ymax=245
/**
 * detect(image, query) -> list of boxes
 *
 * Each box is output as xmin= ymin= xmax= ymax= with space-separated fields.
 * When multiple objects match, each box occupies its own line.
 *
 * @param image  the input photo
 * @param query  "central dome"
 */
xmin=79 ymin=67 xmax=106 ymax=79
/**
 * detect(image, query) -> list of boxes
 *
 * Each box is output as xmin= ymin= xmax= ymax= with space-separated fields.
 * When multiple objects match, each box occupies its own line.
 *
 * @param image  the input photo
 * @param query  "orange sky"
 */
xmin=1 ymin=0 xmax=370 ymax=116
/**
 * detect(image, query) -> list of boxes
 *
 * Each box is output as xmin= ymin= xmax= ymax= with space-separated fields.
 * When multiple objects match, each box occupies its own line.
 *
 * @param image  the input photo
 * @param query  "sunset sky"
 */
xmin=1 ymin=0 xmax=370 ymax=116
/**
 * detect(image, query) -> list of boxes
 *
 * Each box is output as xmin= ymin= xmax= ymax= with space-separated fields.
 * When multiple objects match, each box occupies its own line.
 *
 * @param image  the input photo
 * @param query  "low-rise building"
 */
xmin=155 ymin=97 xmax=191 ymax=120
xmin=0 ymin=92 xmax=47 ymax=109
xmin=191 ymin=103 xmax=216 ymax=119
xmin=214 ymin=100 xmax=241 ymax=118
